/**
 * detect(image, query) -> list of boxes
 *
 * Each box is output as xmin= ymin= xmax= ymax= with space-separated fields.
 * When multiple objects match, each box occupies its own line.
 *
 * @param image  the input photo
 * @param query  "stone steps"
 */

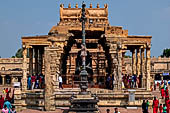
xmin=55 ymin=88 xmax=151 ymax=95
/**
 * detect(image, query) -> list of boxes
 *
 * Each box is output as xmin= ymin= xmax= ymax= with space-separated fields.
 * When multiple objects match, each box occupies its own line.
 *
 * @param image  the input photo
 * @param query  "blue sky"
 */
xmin=0 ymin=0 xmax=170 ymax=58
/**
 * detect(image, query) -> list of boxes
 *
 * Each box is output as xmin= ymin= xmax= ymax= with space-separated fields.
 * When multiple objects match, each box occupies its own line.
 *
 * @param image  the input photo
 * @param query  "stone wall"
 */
xmin=124 ymin=57 xmax=170 ymax=73
xmin=14 ymin=89 xmax=44 ymax=112
xmin=54 ymin=88 xmax=153 ymax=107
xmin=14 ymin=88 xmax=153 ymax=111
xmin=0 ymin=58 xmax=32 ymax=71
xmin=0 ymin=58 xmax=23 ymax=71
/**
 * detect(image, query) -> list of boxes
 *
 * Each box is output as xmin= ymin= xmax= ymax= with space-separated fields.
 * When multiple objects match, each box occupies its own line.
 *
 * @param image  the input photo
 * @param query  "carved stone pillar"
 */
xmin=1 ymin=75 xmax=5 ymax=85
xmin=22 ymin=47 xmax=27 ymax=91
xmin=131 ymin=49 xmax=136 ymax=75
xmin=44 ymin=47 xmax=55 ymax=111
xmin=44 ymin=46 xmax=63 ymax=111
xmin=146 ymin=47 xmax=151 ymax=90
xmin=55 ymin=54 xmax=62 ymax=90
xmin=110 ymin=53 xmax=118 ymax=90
xmin=38 ymin=47 xmax=43 ymax=74
xmin=141 ymin=48 xmax=146 ymax=88
xmin=29 ymin=48 xmax=33 ymax=75
xmin=11 ymin=76 xmax=15 ymax=85
xmin=34 ymin=47 xmax=38 ymax=74
xmin=122 ymin=52 xmax=126 ymax=74
xmin=136 ymin=48 xmax=141 ymax=76
xmin=117 ymin=43 xmax=122 ymax=90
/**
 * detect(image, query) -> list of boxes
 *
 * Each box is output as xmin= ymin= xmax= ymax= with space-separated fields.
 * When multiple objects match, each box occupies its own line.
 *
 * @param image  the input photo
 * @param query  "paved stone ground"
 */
xmin=0 ymin=107 xmax=151 ymax=113
xmin=7 ymin=107 xmax=151 ymax=113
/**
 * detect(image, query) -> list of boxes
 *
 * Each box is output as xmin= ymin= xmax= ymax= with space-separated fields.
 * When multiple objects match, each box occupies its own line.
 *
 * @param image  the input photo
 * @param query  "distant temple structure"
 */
xmin=0 ymin=3 xmax=169 ymax=111
xmin=21 ymin=3 xmax=151 ymax=90
xmin=19 ymin=3 xmax=153 ymax=110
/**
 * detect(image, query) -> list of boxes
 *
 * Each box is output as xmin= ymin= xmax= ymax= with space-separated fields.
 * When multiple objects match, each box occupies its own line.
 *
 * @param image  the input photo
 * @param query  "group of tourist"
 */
xmin=2 ymin=104 xmax=16 ymax=113
xmin=160 ymin=81 xmax=169 ymax=99
xmin=27 ymin=73 xmax=45 ymax=90
xmin=0 ymin=88 xmax=16 ymax=113
xmin=142 ymin=96 xmax=168 ymax=113
xmin=104 ymin=74 xmax=141 ymax=90
xmin=142 ymin=80 xmax=170 ymax=113
xmin=152 ymin=96 xmax=169 ymax=113
xmin=122 ymin=74 xmax=141 ymax=89
xmin=152 ymin=80 xmax=170 ymax=113
xmin=142 ymin=99 xmax=150 ymax=113
xmin=0 ymin=88 xmax=14 ymax=106
xmin=157 ymin=80 xmax=170 ymax=113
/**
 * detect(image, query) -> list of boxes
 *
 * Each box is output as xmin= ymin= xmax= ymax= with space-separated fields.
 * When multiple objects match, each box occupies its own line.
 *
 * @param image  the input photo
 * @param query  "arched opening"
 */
xmin=60 ymin=30 xmax=112 ymax=88
xmin=124 ymin=50 xmax=132 ymax=75
xmin=1 ymin=67 xmax=5 ymax=71
xmin=5 ymin=75 xmax=11 ymax=84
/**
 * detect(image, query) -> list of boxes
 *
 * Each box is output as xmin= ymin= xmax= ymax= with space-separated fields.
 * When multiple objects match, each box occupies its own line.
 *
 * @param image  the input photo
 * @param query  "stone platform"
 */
xmin=14 ymin=88 xmax=153 ymax=112
xmin=54 ymin=88 xmax=153 ymax=107
xmin=69 ymin=94 xmax=99 ymax=113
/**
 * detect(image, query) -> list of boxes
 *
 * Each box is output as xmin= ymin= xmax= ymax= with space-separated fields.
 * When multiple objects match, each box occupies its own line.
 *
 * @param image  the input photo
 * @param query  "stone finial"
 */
xmin=97 ymin=3 xmax=99 ymax=8
xmin=68 ymin=3 xmax=71 ymax=8
xmin=75 ymin=3 xmax=78 ymax=8
xmin=90 ymin=3 xmax=92 ymax=8
xmin=104 ymin=4 xmax=108 ymax=8
xmin=60 ymin=4 xmax=64 ymax=8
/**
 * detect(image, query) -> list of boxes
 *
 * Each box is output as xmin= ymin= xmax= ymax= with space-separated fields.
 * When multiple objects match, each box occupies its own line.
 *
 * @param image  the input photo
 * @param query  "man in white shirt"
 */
xmin=59 ymin=75 xmax=63 ymax=89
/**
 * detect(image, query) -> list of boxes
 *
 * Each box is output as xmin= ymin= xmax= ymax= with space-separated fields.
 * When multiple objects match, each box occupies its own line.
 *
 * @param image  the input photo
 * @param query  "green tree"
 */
xmin=124 ymin=55 xmax=132 ymax=58
xmin=161 ymin=48 xmax=170 ymax=57
xmin=12 ymin=48 xmax=23 ymax=58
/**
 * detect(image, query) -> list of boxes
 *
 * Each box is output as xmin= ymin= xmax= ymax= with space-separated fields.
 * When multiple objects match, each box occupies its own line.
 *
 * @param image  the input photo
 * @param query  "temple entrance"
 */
xmin=61 ymin=30 xmax=111 ymax=88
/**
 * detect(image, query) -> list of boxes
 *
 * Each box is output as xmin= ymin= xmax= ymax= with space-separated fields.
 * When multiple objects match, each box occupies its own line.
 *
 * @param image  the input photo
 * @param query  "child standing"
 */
xmin=163 ymin=104 xmax=167 ymax=113
xmin=3 ymin=88 xmax=6 ymax=94
xmin=159 ymin=104 xmax=163 ymax=113
xmin=2 ymin=105 xmax=9 ymax=113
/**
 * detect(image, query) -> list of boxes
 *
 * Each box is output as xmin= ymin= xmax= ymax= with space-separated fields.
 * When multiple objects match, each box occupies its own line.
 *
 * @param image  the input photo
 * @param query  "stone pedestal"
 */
xmin=128 ymin=89 xmax=135 ymax=102
xmin=128 ymin=89 xmax=136 ymax=106
xmin=69 ymin=94 xmax=99 ymax=113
